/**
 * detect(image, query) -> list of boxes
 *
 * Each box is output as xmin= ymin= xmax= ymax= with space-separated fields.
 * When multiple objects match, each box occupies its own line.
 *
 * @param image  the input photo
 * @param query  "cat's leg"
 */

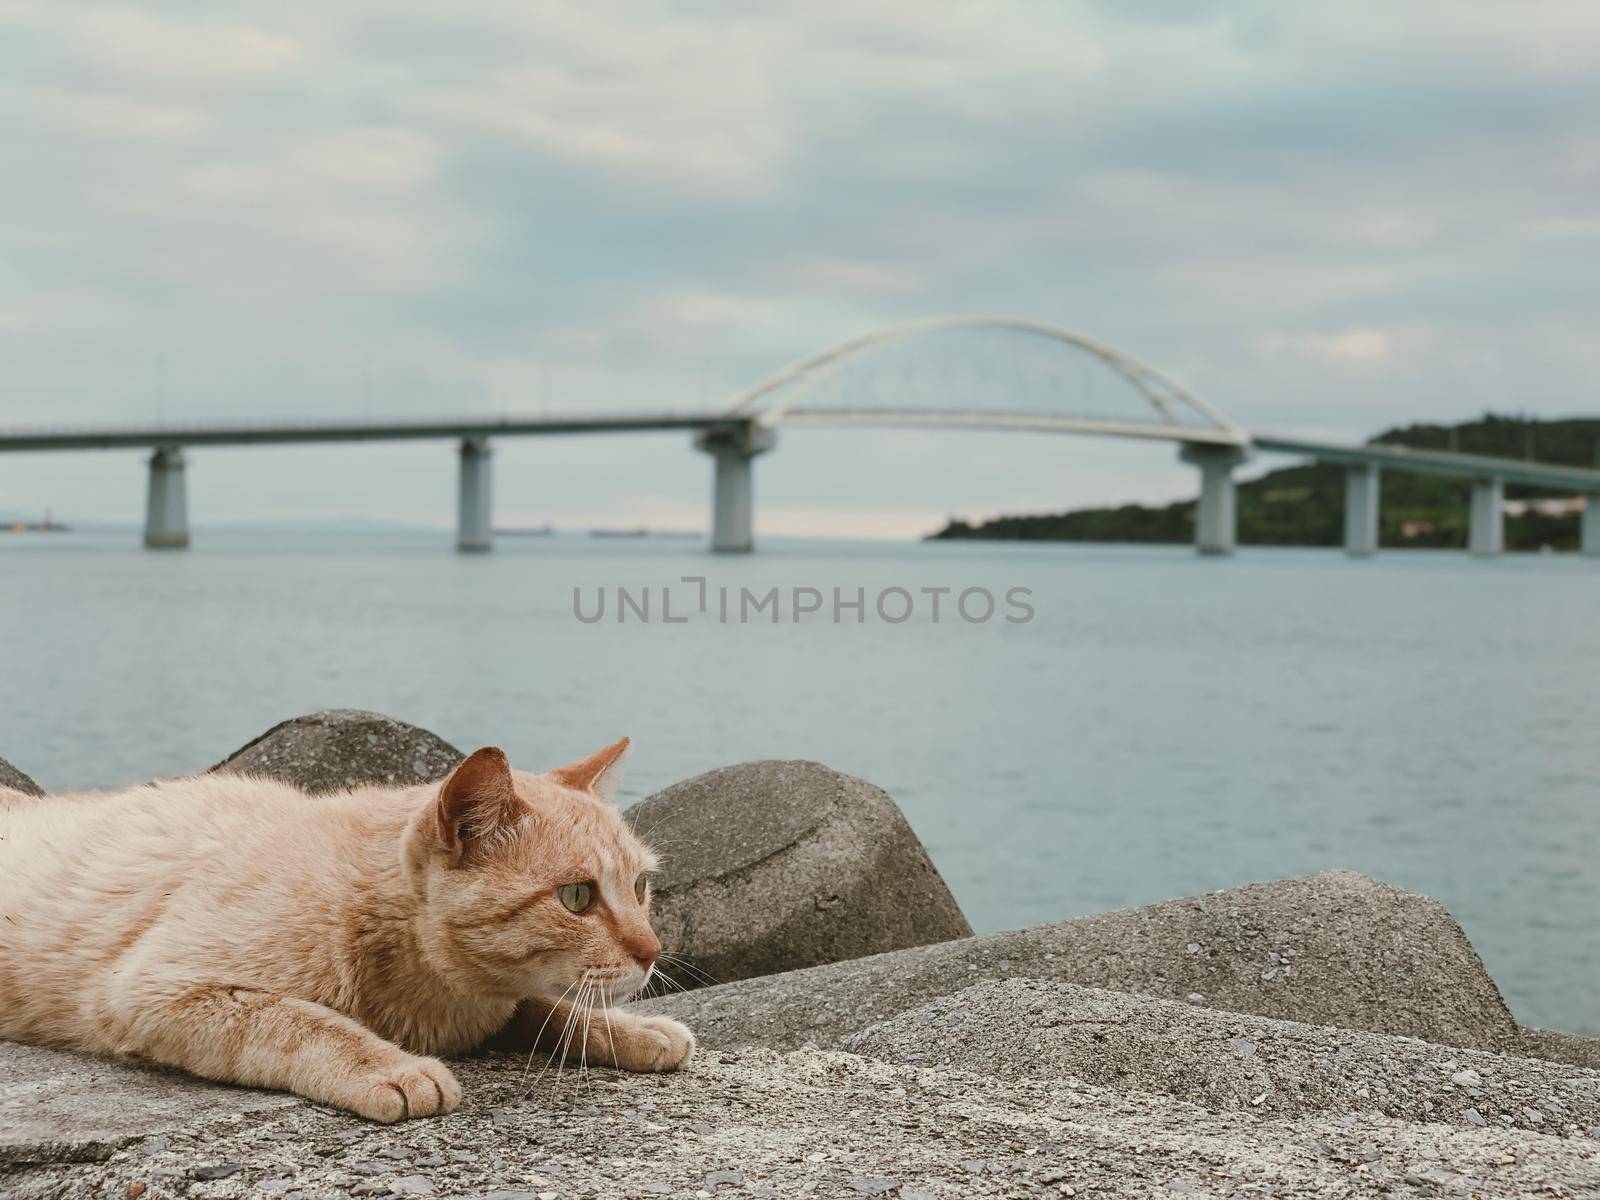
xmin=490 ymin=996 xmax=694 ymax=1073
xmin=109 ymin=983 xmax=462 ymax=1122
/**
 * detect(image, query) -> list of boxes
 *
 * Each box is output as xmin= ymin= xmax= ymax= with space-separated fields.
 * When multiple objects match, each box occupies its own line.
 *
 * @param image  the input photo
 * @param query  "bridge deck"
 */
xmin=1252 ymin=434 xmax=1600 ymax=493
xmin=0 ymin=413 xmax=740 ymax=452
xmin=1 ymin=412 xmax=1597 ymax=492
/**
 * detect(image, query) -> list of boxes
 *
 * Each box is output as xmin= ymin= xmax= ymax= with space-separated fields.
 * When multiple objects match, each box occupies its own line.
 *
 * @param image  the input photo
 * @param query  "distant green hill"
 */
xmin=927 ymin=413 xmax=1600 ymax=552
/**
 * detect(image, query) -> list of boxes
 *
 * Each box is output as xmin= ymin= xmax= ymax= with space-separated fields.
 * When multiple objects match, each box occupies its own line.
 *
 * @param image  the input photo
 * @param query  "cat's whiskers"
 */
xmin=598 ymin=980 xmax=621 ymax=1072
xmin=579 ymin=981 xmax=595 ymax=1089
xmin=637 ymin=962 xmax=678 ymax=1001
xmin=631 ymin=955 xmax=681 ymax=1001
xmin=553 ymin=980 xmax=581 ymax=1087
xmin=657 ymin=952 xmax=720 ymax=988
xmin=519 ymin=975 xmax=583 ymax=1086
xmin=541 ymin=976 xmax=589 ymax=1092
xmin=629 ymin=811 xmax=679 ymax=847
xmin=647 ymin=964 xmax=690 ymax=999
xmin=565 ymin=976 xmax=593 ymax=1086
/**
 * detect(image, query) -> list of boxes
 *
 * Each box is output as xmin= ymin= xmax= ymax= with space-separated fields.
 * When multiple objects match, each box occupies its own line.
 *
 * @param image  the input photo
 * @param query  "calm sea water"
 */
xmin=2 ymin=529 xmax=1597 ymax=1034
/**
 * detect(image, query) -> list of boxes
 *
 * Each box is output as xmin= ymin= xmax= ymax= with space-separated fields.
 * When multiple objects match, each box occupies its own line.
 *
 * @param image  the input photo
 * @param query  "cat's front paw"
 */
xmin=347 ymin=1055 xmax=463 ymax=1123
xmin=610 ymin=1013 xmax=695 ymax=1073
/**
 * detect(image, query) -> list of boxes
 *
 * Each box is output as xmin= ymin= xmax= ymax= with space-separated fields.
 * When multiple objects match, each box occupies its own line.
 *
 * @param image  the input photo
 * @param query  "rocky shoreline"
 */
xmin=3 ymin=710 xmax=1597 ymax=1198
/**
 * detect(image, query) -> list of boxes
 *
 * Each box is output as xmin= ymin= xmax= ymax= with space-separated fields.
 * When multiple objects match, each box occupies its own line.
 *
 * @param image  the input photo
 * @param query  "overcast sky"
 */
xmin=3 ymin=2 xmax=1598 ymax=536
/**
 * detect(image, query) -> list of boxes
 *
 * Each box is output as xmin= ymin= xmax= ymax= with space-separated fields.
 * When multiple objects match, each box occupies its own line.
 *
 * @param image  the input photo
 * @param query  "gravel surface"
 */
xmin=7 ymin=1047 xmax=1599 ymax=1199
xmin=845 ymin=977 xmax=1600 ymax=1130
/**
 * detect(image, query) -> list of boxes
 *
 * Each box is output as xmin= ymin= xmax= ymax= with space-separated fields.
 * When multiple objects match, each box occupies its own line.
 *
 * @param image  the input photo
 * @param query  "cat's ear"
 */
xmin=435 ymin=746 xmax=522 ymax=857
xmin=548 ymin=736 xmax=630 ymax=802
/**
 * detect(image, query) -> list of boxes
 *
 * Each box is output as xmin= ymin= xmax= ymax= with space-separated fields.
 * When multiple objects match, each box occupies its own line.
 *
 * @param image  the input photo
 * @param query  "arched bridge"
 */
xmin=725 ymin=316 xmax=1248 ymax=447
xmin=3 ymin=317 xmax=1598 ymax=557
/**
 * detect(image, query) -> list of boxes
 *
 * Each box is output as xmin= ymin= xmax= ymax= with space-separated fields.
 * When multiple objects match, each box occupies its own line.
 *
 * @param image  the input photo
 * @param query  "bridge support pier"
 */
xmin=1468 ymin=477 xmax=1504 ymax=557
xmin=457 ymin=437 xmax=493 ymax=552
xmin=696 ymin=423 xmax=776 ymax=553
xmin=1179 ymin=443 xmax=1249 ymax=556
xmin=1344 ymin=464 xmax=1380 ymax=557
xmin=1584 ymin=497 xmax=1600 ymax=557
xmin=143 ymin=446 xmax=189 ymax=549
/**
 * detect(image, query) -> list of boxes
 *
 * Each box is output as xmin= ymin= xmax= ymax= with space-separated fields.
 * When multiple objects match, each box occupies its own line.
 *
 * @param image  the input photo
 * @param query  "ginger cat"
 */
xmin=0 ymin=737 xmax=694 ymax=1122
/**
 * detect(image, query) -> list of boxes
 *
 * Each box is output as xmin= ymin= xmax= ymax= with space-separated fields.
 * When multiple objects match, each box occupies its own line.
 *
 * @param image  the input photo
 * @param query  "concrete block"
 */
xmin=641 ymin=870 xmax=1523 ymax=1054
xmin=0 ymin=755 xmax=43 ymax=797
xmin=210 ymin=709 xmax=463 ymax=793
xmin=626 ymin=760 xmax=971 ymax=988
xmin=1519 ymin=1026 xmax=1600 ymax=1071
xmin=0 ymin=1043 xmax=300 ymax=1168
xmin=7 ymin=1040 xmax=1597 ymax=1197
xmin=846 ymin=976 xmax=1600 ymax=1129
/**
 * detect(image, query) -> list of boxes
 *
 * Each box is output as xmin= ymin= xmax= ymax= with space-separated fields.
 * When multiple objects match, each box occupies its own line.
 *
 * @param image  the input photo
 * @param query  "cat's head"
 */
xmin=404 ymin=738 xmax=662 ymax=1005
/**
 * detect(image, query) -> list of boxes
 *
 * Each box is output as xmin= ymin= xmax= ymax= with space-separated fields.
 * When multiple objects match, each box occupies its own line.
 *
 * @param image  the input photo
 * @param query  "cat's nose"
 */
xmin=627 ymin=928 xmax=661 ymax=970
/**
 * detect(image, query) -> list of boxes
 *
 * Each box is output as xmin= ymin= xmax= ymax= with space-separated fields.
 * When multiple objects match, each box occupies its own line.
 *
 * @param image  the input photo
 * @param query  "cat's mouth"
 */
xmin=572 ymin=964 xmax=643 ymax=1004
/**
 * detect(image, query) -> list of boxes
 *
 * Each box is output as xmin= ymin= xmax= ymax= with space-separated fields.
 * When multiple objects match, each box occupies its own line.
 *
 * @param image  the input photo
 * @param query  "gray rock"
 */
xmin=191 ymin=1163 xmax=242 ymax=1180
xmin=0 ymin=1042 xmax=299 ymax=1167
xmin=625 ymin=760 xmax=970 ymax=987
xmin=0 ymin=754 xmax=43 ymax=797
xmin=641 ymin=870 xmax=1527 ymax=1055
xmin=210 ymin=709 xmax=462 ymax=793
xmin=1518 ymin=1026 xmax=1600 ymax=1070
xmin=844 ymin=977 xmax=1600 ymax=1131
xmin=9 ymin=1046 xmax=1598 ymax=1200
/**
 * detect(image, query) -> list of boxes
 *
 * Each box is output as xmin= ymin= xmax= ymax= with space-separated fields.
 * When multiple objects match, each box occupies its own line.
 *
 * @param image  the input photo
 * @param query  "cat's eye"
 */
xmin=557 ymin=882 xmax=594 ymax=914
xmin=634 ymin=873 xmax=649 ymax=904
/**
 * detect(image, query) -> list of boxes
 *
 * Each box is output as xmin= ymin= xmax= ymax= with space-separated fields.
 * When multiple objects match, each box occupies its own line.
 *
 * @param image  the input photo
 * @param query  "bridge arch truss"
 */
xmin=724 ymin=316 xmax=1250 ymax=448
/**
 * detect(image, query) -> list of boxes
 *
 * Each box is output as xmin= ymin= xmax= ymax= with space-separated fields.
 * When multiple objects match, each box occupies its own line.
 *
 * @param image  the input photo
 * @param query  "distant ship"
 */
xmin=493 ymin=524 xmax=555 ymax=537
xmin=587 ymin=527 xmax=699 ymax=540
xmin=3 ymin=510 xmax=69 ymax=534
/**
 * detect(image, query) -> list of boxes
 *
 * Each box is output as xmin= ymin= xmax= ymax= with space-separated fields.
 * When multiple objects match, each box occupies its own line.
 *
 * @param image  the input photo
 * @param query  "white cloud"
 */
xmin=1259 ymin=328 xmax=1397 ymax=367
xmin=2 ymin=1 xmax=1599 ymax=529
xmin=391 ymin=9 xmax=797 ymax=199
xmin=782 ymin=258 xmax=922 ymax=296
xmin=15 ymin=85 xmax=208 ymax=140
xmin=58 ymin=8 xmax=301 ymax=84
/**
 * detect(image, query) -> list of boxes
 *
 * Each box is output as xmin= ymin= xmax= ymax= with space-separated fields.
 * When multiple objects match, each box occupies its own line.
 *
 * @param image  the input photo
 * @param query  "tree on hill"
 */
xmin=928 ymin=414 xmax=1600 ymax=551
